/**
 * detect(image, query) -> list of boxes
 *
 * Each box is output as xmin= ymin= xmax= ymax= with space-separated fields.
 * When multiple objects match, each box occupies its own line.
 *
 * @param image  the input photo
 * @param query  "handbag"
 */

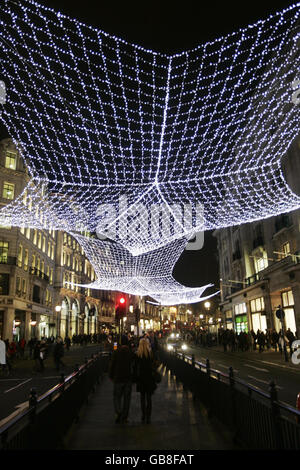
xmin=152 ymin=368 xmax=162 ymax=383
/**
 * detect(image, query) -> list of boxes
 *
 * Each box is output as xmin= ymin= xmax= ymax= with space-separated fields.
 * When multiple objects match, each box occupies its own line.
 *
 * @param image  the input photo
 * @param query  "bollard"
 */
xmin=229 ymin=366 xmax=234 ymax=387
xmin=269 ymin=380 xmax=283 ymax=449
xmin=29 ymin=387 xmax=37 ymax=408
xmin=192 ymin=354 xmax=195 ymax=367
xmin=206 ymin=358 xmax=210 ymax=376
xmin=29 ymin=388 xmax=37 ymax=423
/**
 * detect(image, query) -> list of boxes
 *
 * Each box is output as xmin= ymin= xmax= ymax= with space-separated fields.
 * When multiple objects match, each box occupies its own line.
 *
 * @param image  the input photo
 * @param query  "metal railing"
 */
xmin=159 ymin=346 xmax=300 ymax=450
xmin=0 ymin=350 xmax=109 ymax=450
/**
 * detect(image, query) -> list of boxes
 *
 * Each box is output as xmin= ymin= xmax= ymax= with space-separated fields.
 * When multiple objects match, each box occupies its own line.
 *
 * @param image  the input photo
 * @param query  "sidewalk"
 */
xmin=65 ymin=364 xmax=238 ymax=451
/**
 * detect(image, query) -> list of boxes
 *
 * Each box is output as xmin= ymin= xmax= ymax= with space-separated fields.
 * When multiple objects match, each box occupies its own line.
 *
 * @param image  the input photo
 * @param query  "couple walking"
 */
xmin=109 ymin=335 xmax=159 ymax=424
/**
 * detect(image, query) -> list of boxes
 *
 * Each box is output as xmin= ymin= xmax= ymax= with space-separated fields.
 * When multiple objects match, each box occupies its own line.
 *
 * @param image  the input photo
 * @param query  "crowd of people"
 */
xmin=180 ymin=327 xmax=298 ymax=357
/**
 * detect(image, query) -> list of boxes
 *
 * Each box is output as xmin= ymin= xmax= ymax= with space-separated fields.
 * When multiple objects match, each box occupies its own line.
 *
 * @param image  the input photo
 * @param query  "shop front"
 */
xmin=282 ymin=290 xmax=297 ymax=334
xmin=250 ymin=297 xmax=267 ymax=333
xmin=13 ymin=310 xmax=26 ymax=341
xmin=60 ymin=297 xmax=70 ymax=339
xmin=71 ymin=300 xmax=80 ymax=336
xmin=234 ymin=302 xmax=248 ymax=333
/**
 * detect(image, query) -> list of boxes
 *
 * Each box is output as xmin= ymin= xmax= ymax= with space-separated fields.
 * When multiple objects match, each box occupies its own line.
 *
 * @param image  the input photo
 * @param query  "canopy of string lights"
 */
xmin=1 ymin=1 xmax=300 ymax=302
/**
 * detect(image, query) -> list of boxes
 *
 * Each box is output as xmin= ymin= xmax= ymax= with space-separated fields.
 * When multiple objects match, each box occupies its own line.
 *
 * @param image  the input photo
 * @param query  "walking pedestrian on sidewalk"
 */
xmin=53 ymin=336 xmax=65 ymax=371
xmin=109 ymin=335 xmax=134 ymax=424
xmin=134 ymin=337 xmax=158 ymax=424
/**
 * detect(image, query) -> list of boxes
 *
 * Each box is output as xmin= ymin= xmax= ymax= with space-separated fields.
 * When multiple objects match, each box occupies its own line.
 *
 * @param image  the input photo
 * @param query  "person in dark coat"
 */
xmin=109 ymin=335 xmax=134 ymax=424
xmin=53 ymin=336 xmax=65 ymax=371
xmin=134 ymin=337 xmax=157 ymax=424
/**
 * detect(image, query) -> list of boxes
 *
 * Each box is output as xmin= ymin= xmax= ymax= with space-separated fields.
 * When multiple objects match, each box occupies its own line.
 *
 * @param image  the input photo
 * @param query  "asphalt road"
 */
xmin=0 ymin=344 xmax=104 ymax=423
xmin=2 ymin=341 xmax=300 ymax=426
xmin=186 ymin=343 xmax=300 ymax=408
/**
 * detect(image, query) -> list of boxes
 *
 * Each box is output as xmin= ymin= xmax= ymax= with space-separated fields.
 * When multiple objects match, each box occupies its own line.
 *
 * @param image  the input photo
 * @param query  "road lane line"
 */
xmin=244 ymin=364 xmax=269 ymax=372
xmin=247 ymin=375 xmax=284 ymax=390
xmin=4 ymin=378 xmax=32 ymax=394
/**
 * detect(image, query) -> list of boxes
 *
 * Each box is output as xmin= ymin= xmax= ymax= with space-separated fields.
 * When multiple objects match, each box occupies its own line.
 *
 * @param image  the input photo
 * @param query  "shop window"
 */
xmin=282 ymin=290 xmax=294 ymax=307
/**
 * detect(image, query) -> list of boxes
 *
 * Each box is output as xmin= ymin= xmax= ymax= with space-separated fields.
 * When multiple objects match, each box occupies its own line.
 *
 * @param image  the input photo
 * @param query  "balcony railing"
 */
xmin=29 ymin=267 xmax=49 ymax=282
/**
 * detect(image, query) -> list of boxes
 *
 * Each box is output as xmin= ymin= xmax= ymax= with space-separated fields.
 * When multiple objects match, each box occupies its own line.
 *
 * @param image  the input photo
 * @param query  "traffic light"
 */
xmin=115 ymin=295 xmax=127 ymax=320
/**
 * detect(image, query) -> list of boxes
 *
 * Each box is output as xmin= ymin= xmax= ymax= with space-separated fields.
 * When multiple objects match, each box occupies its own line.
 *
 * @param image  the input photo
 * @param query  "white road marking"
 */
xmin=244 ymin=364 xmax=269 ymax=372
xmin=247 ymin=375 xmax=284 ymax=390
xmin=4 ymin=378 xmax=32 ymax=394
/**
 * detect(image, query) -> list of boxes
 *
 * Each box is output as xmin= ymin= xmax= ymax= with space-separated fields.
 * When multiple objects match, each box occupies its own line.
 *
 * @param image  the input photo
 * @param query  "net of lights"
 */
xmin=0 ymin=1 xmax=300 ymax=303
xmin=0 ymin=1 xmax=300 ymax=257
xmin=68 ymin=232 xmax=218 ymax=306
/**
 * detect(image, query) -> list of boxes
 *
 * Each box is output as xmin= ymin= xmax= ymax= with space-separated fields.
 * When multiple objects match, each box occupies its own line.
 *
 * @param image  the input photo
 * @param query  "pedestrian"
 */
xmin=108 ymin=335 xmax=134 ymax=424
xmin=286 ymin=328 xmax=296 ymax=357
xmin=53 ymin=336 xmax=65 ymax=371
xmin=257 ymin=330 xmax=265 ymax=353
xmin=134 ymin=337 xmax=158 ymax=424
xmin=19 ymin=337 xmax=26 ymax=358
xmin=65 ymin=335 xmax=71 ymax=351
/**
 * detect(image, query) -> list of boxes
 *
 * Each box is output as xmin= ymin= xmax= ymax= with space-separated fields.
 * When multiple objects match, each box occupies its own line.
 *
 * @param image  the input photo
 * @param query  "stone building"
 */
xmin=0 ymin=138 xmax=115 ymax=341
xmin=213 ymin=137 xmax=300 ymax=336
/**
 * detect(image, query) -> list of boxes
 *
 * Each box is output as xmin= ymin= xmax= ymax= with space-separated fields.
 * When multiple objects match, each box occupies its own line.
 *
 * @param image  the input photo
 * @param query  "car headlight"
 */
xmin=181 ymin=343 xmax=187 ymax=350
xmin=167 ymin=344 xmax=174 ymax=351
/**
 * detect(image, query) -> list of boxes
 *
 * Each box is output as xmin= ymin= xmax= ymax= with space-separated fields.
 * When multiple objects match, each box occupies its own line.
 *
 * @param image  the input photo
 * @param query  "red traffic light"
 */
xmin=119 ymin=297 xmax=125 ymax=304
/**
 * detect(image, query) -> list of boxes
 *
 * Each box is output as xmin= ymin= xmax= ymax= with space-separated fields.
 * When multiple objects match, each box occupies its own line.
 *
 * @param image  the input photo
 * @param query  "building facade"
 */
xmin=214 ymin=137 xmax=300 ymax=337
xmin=0 ymin=139 xmax=165 ymax=342
xmin=0 ymin=138 xmax=117 ymax=341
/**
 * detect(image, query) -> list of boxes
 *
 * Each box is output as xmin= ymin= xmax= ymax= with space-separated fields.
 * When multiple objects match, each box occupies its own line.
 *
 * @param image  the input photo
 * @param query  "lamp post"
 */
xmin=276 ymin=305 xmax=289 ymax=362
xmin=55 ymin=305 xmax=61 ymax=337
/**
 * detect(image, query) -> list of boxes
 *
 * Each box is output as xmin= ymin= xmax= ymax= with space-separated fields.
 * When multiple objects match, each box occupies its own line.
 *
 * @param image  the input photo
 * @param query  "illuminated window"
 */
xmin=2 ymin=182 xmax=15 ymax=200
xmin=282 ymin=290 xmax=294 ymax=307
xmin=0 ymin=241 xmax=9 ymax=263
xmin=37 ymin=232 xmax=42 ymax=249
xmin=24 ymin=249 xmax=28 ymax=271
xmin=5 ymin=151 xmax=16 ymax=170
xmin=282 ymin=242 xmax=291 ymax=257
xmin=255 ymin=256 xmax=268 ymax=273
xmin=17 ymin=244 xmax=23 ymax=267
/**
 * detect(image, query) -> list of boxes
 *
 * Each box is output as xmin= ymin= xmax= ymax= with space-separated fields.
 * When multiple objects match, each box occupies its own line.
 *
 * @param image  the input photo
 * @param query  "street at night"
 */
xmin=1 ymin=0 xmax=300 ymax=458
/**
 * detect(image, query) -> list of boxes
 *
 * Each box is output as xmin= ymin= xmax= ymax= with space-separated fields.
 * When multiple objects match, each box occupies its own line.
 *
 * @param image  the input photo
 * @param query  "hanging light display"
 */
xmin=0 ymin=1 xmax=300 ymax=302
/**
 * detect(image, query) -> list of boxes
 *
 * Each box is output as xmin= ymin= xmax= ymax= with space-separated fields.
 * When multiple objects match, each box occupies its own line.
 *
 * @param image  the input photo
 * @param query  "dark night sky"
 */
xmin=1 ymin=0 xmax=295 ymax=292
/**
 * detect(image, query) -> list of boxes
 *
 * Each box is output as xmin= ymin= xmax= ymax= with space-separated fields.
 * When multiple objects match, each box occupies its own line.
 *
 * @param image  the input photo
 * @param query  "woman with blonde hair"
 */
xmin=135 ymin=337 xmax=157 ymax=423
